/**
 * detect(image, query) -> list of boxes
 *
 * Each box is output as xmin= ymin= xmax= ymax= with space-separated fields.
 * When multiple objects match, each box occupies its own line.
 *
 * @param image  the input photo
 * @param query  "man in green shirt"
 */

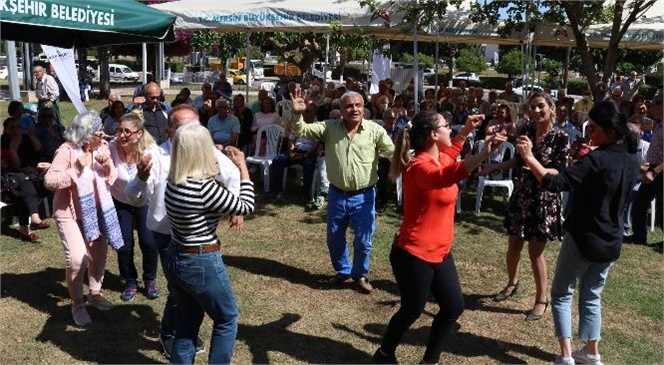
xmin=290 ymin=88 xmax=395 ymax=293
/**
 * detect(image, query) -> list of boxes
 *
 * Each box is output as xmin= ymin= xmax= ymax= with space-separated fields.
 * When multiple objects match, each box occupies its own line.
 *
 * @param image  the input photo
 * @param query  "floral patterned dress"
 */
xmin=504 ymin=121 xmax=569 ymax=242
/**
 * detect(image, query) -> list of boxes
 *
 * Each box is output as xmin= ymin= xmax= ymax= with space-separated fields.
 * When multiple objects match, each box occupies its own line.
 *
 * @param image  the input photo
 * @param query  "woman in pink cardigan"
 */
xmin=44 ymin=112 xmax=123 ymax=327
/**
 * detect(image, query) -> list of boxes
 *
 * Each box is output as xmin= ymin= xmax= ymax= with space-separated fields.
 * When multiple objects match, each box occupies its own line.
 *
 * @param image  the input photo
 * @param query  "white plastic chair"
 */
xmin=626 ymin=182 xmax=657 ymax=232
xmin=475 ymin=142 xmax=515 ymax=214
xmin=246 ymin=124 xmax=284 ymax=192
xmin=260 ymin=82 xmax=275 ymax=92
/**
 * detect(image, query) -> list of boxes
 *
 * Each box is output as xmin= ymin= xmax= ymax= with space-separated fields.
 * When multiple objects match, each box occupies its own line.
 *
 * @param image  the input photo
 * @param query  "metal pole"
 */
xmin=434 ymin=17 xmax=440 ymax=98
xmin=22 ymin=42 xmax=31 ymax=90
xmin=245 ymin=32 xmax=251 ymax=101
xmin=158 ymin=42 xmax=165 ymax=81
xmin=142 ymin=43 xmax=148 ymax=84
xmin=413 ymin=26 xmax=419 ymax=112
xmin=324 ymin=33 xmax=330 ymax=82
xmin=6 ymin=41 xmax=20 ymax=100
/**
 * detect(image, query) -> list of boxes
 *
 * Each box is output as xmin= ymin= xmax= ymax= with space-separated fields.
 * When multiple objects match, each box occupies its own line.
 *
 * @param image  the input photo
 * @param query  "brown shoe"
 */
xmin=355 ymin=276 xmax=374 ymax=294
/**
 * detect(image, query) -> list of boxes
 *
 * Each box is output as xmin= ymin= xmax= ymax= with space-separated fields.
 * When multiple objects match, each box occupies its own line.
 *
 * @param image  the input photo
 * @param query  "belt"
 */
xmin=331 ymin=184 xmax=375 ymax=196
xmin=173 ymin=242 xmax=220 ymax=254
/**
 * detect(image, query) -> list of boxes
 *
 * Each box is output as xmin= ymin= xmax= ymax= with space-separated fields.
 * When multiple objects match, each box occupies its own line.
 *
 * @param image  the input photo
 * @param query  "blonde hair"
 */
xmin=168 ymin=123 xmax=219 ymax=185
xmin=119 ymin=112 xmax=156 ymax=161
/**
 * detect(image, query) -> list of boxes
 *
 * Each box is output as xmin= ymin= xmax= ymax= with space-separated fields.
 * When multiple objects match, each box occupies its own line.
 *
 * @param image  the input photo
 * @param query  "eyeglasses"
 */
xmin=435 ymin=123 xmax=451 ymax=130
xmin=147 ymin=95 xmax=160 ymax=100
xmin=117 ymin=128 xmax=140 ymax=136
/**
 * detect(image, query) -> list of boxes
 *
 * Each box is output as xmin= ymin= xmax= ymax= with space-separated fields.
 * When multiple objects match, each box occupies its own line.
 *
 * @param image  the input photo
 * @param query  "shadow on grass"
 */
xmin=238 ymin=312 xmax=373 ymax=364
xmin=334 ymin=322 xmax=554 ymax=363
xmin=224 ymin=255 xmax=328 ymax=289
xmin=2 ymin=267 xmax=161 ymax=363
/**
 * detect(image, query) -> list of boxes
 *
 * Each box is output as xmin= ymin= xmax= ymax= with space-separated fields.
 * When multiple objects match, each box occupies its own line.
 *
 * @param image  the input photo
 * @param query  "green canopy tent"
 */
xmin=0 ymin=0 xmax=176 ymax=48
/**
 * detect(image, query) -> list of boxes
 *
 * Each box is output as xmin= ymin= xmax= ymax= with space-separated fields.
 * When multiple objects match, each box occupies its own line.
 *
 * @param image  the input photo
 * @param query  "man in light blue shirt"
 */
xmin=207 ymin=99 xmax=240 ymax=148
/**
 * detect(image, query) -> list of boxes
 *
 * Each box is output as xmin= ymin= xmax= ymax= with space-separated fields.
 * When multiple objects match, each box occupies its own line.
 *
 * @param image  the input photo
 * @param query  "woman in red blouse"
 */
xmin=372 ymin=110 xmax=506 ymax=364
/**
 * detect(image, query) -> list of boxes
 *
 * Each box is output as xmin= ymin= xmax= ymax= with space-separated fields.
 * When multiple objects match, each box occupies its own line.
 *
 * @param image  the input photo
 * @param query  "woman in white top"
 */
xmin=251 ymin=97 xmax=281 ymax=155
xmin=109 ymin=112 xmax=161 ymax=302
xmin=251 ymin=97 xmax=281 ymax=132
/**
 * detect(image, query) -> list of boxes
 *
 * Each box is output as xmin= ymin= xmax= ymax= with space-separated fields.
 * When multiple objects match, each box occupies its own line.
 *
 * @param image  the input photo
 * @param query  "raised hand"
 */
xmin=516 ymin=135 xmax=534 ymax=159
xmin=137 ymin=153 xmax=153 ymax=181
xmin=460 ymin=114 xmax=485 ymax=138
xmin=224 ymin=146 xmax=246 ymax=168
xmin=95 ymin=151 xmax=113 ymax=175
xmin=290 ymin=87 xmax=307 ymax=115
xmin=483 ymin=133 xmax=507 ymax=155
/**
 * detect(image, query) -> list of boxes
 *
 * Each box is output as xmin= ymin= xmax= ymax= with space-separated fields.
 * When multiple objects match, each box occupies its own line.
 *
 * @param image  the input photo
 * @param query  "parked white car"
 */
xmin=513 ymin=85 xmax=559 ymax=101
xmin=452 ymin=72 xmax=480 ymax=82
xmin=109 ymin=63 xmax=139 ymax=82
xmin=422 ymin=68 xmax=436 ymax=78
xmin=0 ymin=64 xmax=23 ymax=80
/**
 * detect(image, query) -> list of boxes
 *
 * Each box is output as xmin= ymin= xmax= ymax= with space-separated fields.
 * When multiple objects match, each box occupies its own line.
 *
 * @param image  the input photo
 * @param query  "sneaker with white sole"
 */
xmin=572 ymin=348 xmax=603 ymax=365
xmin=555 ymin=355 xmax=575 ymax=365
xmin=86 ymin=294 xmax=115 ymax=311
xmin=72 ymin=304 xmax=92 ymax=327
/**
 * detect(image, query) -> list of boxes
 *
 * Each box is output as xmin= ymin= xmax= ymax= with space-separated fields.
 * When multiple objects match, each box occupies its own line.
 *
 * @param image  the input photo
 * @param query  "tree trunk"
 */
xmin=98 ymin=46 xmax=111 ymax=99
xmin=562 ymin=47 xmax=570 ymax=90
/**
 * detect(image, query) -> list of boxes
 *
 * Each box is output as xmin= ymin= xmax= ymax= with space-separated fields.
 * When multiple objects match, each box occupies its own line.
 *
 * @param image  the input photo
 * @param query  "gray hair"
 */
xmin=64 ymin=111 xmax=100 ymax=146
xmin=340 ymin=91 xmax=362 ymax=103
xmin=215 ymin=98 xmax=229 ymax=108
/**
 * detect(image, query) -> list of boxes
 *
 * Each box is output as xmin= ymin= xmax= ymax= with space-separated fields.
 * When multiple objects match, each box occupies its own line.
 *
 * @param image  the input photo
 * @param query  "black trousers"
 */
xmin=14 ymin=178 xmax=40 ymax=226
xmin=631 ymin=172 xmax=663 ymax=241
xmin=380 ymin=245 xmax=465 ymax=363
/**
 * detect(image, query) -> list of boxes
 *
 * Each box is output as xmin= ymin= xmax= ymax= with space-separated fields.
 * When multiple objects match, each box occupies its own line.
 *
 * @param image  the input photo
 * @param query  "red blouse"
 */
xmin=397 ymin=140 xmax=470 ymax=263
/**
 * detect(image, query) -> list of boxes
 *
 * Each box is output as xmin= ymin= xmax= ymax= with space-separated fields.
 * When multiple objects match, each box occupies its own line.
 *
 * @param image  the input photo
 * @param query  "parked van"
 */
xmin=109 ymin=63 xmax=139 ymax=82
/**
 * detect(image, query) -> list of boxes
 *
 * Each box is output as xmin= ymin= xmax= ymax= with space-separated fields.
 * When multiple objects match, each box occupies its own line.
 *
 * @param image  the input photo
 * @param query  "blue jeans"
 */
xmin=114 ymin=200 xmax=159 ymax=285
xmin=164 ymin=247 xmax=238 ymax=365
xmin=327 ymin=185 xmax=376 ymax=278
xmin=154 ymin=231 xmax=176 ymax=341
xmin=551 ymin=234 xmax=612 ymax=341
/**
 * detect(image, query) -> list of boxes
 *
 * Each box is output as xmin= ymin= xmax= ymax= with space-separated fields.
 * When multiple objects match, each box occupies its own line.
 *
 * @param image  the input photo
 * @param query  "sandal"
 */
xmin=20 ymin=232 xmax=40 ymax=242
xmin=29 ymin=221 xmax=50 ymax=230
xmin=525 ymin=300 xmax=549 ymax=321
xmin=493 ymin=282 xmax=519 ymax=302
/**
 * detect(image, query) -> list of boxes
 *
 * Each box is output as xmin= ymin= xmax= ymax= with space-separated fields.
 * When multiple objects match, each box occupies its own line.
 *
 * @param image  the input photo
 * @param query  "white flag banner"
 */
xmin=41 ymin=45 xmax=86 ymax=115
xmin=371 ymin=45 xmax=391 ymax=95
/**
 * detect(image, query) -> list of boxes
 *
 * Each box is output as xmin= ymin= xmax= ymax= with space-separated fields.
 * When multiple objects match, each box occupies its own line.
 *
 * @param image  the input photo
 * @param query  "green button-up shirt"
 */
xmin=290 ymin=114 xmax=395 ymax=191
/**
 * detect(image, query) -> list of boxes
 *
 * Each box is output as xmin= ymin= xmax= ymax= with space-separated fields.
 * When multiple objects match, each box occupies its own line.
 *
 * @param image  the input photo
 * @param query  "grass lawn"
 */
xmin=0 ymin=100 xmax=662 ymax=364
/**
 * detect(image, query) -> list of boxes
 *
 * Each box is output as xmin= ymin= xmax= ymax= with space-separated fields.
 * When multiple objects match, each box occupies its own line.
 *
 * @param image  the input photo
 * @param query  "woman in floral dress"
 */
xmin=481 ymin=92 xmax=569 ymax=321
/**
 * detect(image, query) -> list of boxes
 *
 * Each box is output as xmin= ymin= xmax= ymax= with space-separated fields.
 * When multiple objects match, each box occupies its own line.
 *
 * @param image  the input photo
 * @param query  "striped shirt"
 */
xmin=165 ymin=179 xmax=254 ymax=246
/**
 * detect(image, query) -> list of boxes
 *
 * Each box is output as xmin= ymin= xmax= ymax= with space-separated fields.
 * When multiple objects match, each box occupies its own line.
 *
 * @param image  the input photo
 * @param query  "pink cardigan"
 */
xmin=44 ymin=141 xmax=117 ymax=220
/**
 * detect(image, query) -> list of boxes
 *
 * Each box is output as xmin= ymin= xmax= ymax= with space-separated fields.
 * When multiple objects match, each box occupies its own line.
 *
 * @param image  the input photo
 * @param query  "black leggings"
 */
xmin=380 ymin=245 xmax=465 ymax=363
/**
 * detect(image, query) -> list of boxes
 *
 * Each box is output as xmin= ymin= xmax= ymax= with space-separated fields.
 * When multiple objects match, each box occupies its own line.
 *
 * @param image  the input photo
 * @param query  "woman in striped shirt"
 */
xmin=164 ymin=123 xmax=254 ymax=364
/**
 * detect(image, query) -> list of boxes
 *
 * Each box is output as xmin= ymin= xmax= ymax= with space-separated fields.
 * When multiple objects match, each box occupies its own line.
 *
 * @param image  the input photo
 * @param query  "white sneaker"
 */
xmin=555 ymin=355 xmax=575 ymax=365
xmin=72 ymin=304 xmax=92 ymax=327
xmin=572 ymin=348 xmax=603 ymax=365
